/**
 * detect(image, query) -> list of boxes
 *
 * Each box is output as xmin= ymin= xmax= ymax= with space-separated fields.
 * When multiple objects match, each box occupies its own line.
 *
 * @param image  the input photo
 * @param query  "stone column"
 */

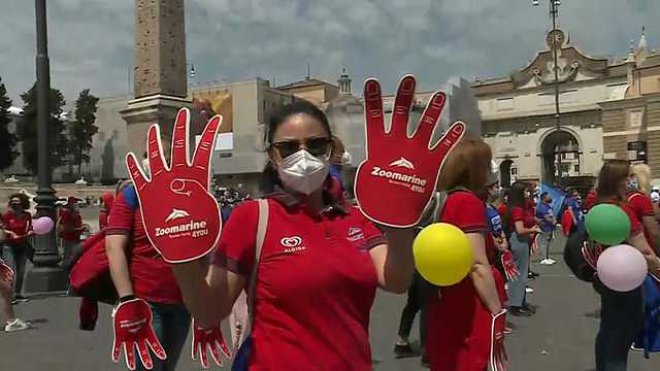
xmin=121 ymin=0 xmax=191 ymax=155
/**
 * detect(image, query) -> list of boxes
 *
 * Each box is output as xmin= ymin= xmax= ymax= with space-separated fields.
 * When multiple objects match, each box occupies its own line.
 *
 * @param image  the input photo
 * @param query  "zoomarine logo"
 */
xmin=155 ymin=220 xmax=208 ymax=237
xmin=371 ymin=166 xmax=427 ymax=187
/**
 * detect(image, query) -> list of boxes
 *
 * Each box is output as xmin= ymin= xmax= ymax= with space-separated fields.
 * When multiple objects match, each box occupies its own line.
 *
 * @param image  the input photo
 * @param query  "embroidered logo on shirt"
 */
xmin=280 ymin=236 xmax=306 ymax=253
xmin=347 ymin=227 xmax=364 ymax=242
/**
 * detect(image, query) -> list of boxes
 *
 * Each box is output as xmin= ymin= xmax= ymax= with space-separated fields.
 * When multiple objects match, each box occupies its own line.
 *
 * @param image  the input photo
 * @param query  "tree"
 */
xmin=0 ymin=77 xmax=18 ymax=172
xmin=69 ymin=89 xmax=99 ymax=177
xmin=17 ymin=84 xmax=68 ymax=175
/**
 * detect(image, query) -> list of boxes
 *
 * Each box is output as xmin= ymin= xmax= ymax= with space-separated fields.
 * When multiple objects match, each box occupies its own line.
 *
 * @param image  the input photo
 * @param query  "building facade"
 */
xmin=475 ymin=28 xmax=660 ymax=188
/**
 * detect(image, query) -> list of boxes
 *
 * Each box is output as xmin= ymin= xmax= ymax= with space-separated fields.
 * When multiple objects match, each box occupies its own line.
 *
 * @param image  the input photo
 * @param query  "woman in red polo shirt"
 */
xmin=1 ymin=194 xmax=32 ymax=302
xmin=503 ymin=181 xmax=541 ymax=316
xmin=627 ymin=164 xmax=660 ymax=254
xmin=106 ymin=182 xmax=191 ymax=371
xmin=425 ymin=138 xmax=505 ymax=371
xmin=170 ymin=100 xmax=418 ymax=370
xmin=591 ymin=160 xmax=660 ymax=370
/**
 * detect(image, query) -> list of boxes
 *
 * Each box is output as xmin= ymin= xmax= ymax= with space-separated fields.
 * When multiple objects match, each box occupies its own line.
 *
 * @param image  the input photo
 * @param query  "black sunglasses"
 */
xmin=271 ymin=137 xmax=332 ymax=159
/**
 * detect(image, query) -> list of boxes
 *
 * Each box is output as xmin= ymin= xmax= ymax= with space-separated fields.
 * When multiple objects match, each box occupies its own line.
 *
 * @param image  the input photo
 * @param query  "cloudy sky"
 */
xmin=0 ymin=0 xmax=658 ymax=107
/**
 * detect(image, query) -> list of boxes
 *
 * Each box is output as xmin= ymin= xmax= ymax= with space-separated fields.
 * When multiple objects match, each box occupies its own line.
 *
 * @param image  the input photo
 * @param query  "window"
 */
xmin=574 ymin=164 xmax=580 ymax=173
xmin=511 ymin=167 xmax=518 ymax=175
xmin=628 ymin=110 xmax=644 ymax=129
xmin=628 ymin=141 xmax=647 ymax=163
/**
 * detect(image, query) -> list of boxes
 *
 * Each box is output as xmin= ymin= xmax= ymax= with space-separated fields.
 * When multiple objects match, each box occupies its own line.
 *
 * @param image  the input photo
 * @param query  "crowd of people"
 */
xmin=2 ymin=94 xmax=660 ymax=371
xmin=0 ymin=192 xmax=100 ymax=332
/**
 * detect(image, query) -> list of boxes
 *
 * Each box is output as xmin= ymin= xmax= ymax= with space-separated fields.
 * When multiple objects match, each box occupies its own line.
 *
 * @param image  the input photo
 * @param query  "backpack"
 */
xmin=563 ymin=227 xmax=601 ymax=283
xmin=633 ymin=276 xmax=660 ymax=358
xmin=68 ymin=186 xmax=139 ymax=304
xmin=417 ymin=188 xmax=468 ymax=230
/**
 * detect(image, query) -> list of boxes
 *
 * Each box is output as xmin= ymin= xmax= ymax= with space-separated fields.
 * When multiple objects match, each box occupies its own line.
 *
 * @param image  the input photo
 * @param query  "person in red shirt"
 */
xmin=98 ymin=192 xmax=114 ymax=230
xmin=0 ymin=225 xmax=29 ymax=332
xmin=425 ymin=138 xmax=505 ymax=371
xmin=1 ymin=194 xmax=32 ymax=302
xmin=585 ymin=187 xmax=597 ymax=211
xmin=503 ymin=181 xmax=541 ymax=316
xmin=590 ymin=160 xmax=660 ymax=370
xmin=58 ymin=196 xmax=87 ymax=266
xmin=170 ymin=100 xmax=417 ymax=370
xmin=106 ymin=181 xmax=191 ymax=371
xmin=627 ymin=163 xmax=660 ymax=254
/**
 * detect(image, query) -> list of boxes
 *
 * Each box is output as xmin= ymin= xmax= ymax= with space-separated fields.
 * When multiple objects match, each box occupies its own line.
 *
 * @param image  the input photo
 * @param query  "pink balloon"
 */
xmin=596 ymin=245 xmax=647 ymax=292
xmin=32 ymin=216 xmax=54 ymax=235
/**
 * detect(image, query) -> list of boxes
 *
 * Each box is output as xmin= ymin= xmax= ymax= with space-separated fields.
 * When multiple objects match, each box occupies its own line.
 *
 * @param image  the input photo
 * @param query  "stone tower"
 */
xmin=121 ymin=0 xmax=190 ymax=154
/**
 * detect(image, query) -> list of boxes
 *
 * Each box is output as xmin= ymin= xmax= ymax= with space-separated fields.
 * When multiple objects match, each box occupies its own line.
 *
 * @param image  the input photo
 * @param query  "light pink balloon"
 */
xmin=32 ymin=216 xmax=54 ymax=235
xmin=596 ymin=244 xmax=647 ymax=292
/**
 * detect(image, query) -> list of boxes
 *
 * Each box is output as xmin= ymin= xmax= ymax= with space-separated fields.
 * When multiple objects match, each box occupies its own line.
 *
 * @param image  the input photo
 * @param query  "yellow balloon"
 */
xmin=413 ymin=223 xmax=474 ymax=286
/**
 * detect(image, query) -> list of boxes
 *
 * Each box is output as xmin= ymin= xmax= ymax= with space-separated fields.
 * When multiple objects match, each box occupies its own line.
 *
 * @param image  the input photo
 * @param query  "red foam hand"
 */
xmin=191 ymin=320 xmax=232 ymax=369
xmin=0 ymin=260 xmax=14 ymax=283
xmin=581 ymin=242 xmax=603 ymax=271
xmin=490 ymin=309 xmax=508 ymax=371
xmin=354 ymin=75 xmax=466 ymax=227
xmin=126 ymin=108 xmax=223 ymax=263
xmin=500 ymin=250 xmax=520 ymax=281
xmin=111 ymin=298 xmax=166 ymax=370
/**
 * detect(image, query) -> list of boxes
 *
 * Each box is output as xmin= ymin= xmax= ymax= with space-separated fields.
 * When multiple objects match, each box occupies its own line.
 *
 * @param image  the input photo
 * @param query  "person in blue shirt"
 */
xmin=536 ymin=192 xmax=557 ymax=265
xmin=564 ymin=187 xmax=584 ymax=233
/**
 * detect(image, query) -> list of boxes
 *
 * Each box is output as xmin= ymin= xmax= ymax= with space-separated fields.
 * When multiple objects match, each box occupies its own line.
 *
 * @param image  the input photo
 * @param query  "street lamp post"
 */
xmin=26 ymin=0 xmax=67 ymax=293
xmin=533 ymin=0 xmax=563 ymax=186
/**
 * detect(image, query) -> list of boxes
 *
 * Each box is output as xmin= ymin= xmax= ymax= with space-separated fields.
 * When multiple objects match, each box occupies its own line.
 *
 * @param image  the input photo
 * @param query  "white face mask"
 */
xmin=277 ymin=149 xmax=329 ymax=195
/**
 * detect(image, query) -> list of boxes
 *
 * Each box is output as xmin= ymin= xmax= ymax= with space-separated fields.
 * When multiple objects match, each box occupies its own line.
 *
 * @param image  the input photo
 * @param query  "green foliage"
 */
xmin=0 ymin=77 xmax=18 ymax=172
xmin=69 ymin=89 xmax=99 ymax=176
xmin=17 ymin=84 xmax=67 ymax=175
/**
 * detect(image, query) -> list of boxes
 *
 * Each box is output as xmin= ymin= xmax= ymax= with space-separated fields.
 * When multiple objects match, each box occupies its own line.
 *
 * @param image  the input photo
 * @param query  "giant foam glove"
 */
xmin=490 ymin=309 xmax=508 ymax=371
xmin=581 ymin=242 xmax=603 ymax=271
xmin=111 ymin=298 xmax=166 ymax=370
xmin=500 ymin=250 xmax=520 ymax=281
xmin=191 ymin=320 xmax=232 ymax=369
xmin=354 ymin=75 xmax=466 ymax=227
xmin=126 ymin=108 xmax=223 ymax=263
xmin=0 ymin=260 xmax=14 ymax=283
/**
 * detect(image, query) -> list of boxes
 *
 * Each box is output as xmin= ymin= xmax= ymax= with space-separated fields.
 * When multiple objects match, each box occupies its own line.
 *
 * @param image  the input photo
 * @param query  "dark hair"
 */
xmin=596 ymin=160 xmax=629 ymax=202
xmin=261 ymin=100 xmax=332 ymax=193
xmin=8 ymin=193 xmax=30 ymax=210
xmin=503 ymin=181 xmax=528 ymax=230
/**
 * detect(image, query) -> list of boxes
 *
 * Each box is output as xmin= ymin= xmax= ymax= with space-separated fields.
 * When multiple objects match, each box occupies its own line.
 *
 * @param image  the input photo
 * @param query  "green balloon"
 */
xmin=585 ymin=204 xmax=631 ymax=245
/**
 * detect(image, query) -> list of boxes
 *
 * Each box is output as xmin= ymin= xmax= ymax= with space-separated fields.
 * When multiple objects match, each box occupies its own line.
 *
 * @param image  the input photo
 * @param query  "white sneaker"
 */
xmin=526 ymin=287 xmax=534 ymax=294
xmin=4 ymin=319 xmax=29 ymax=332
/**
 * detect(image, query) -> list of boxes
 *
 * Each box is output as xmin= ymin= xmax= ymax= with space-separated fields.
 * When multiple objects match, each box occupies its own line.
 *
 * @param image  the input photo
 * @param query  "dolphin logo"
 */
xmin=389 ymin=157 xmax=415 ymax=170
xmin=165 ymin=208 xmax=190 ymax=223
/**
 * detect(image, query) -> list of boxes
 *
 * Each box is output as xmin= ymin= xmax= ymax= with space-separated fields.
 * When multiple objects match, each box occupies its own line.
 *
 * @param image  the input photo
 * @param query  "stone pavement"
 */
xmin=1 ymin=237 xmax=659 ymax=370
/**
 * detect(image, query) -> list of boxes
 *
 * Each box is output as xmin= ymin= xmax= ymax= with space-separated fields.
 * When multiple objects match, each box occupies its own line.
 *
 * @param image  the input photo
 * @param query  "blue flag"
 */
xmin=538 ymin=183 xmax=566 ymax=218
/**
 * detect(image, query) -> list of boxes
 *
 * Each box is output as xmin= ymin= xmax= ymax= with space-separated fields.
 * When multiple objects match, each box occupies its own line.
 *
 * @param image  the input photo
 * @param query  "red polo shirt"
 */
xmin=106 ymin=188 xmax=182 ymax=304
xmin=213 ymin=195 xmax=385 ymax=370
xmin=511 ymin=205 xmax=535 ymax=229
xmin=58 ymin=208 xmax=83 ymax=242
xmin=627 ymin=192 xmax=655 ymax=248
xmin=1 ymin=210 xmax=32 ymax=244
xmin=426 ymin=190 xmax=493 ymax=370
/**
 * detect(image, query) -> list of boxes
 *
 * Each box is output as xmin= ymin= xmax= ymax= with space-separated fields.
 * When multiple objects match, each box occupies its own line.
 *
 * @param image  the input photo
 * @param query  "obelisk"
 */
xmin=121 ymin=0 xmax=190 ymax=154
